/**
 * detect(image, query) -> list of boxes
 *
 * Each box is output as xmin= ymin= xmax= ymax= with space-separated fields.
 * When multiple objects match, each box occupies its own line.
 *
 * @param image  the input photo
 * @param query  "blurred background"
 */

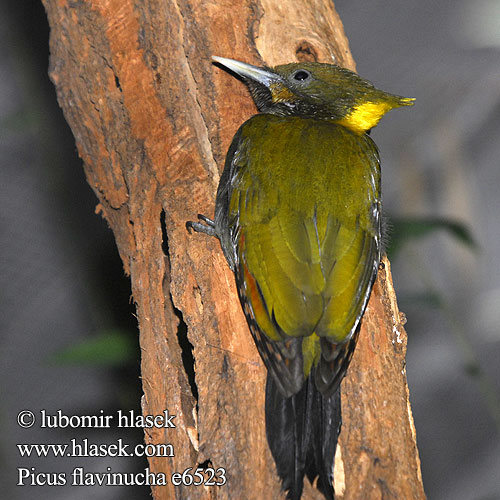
xmin=1 ymin=0 xmax=499 ymax=499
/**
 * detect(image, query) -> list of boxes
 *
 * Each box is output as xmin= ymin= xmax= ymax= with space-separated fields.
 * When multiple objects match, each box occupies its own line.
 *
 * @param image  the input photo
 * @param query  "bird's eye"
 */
xmin=292 ymin=70 xmax=311 ymax=81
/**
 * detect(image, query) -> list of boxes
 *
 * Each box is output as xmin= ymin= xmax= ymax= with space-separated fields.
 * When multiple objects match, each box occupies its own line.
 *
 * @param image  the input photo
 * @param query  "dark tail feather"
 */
xmin=265 ymin=367 xmax=341 ymax=500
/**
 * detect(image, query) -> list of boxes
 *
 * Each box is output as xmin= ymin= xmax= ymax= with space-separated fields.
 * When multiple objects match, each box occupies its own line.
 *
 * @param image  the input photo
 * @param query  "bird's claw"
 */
xmin=186 ymin=214 xmax=216 ymax=237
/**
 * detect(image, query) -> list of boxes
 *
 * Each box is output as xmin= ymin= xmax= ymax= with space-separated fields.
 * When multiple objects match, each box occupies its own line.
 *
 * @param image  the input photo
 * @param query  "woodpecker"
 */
xmin=187 ymin=56 xmax=414 ymax=499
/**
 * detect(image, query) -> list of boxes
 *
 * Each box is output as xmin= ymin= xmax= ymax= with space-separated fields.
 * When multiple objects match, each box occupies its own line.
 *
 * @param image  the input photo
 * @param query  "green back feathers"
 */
xmin=226 ymin=115 xmax=380 ymax=375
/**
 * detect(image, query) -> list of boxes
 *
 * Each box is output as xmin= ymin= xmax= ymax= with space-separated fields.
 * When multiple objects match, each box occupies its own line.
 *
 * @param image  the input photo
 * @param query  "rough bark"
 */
xmin=42 ymin=0 xmax=425 ymax=499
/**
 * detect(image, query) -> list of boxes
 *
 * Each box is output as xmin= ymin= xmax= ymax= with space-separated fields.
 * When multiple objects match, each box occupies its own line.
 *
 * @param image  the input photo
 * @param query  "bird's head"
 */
xmin=213 ymin=56 xmax=414 ymax=134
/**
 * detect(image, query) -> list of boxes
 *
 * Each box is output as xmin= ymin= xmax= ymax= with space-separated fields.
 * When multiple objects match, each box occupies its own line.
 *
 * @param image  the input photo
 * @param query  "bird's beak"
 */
xmin=212 ymin=56 xmax=276 ymax=87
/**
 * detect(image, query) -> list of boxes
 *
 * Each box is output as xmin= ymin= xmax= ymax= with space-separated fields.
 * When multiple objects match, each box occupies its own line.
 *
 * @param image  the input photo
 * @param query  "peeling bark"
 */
xmin=42 ymin=0 xmax=425 ymax=498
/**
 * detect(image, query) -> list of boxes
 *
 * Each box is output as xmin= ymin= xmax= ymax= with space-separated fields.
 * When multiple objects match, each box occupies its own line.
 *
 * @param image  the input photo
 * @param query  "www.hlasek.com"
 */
xmin=16 ymin=409 xmax=226 ymax=487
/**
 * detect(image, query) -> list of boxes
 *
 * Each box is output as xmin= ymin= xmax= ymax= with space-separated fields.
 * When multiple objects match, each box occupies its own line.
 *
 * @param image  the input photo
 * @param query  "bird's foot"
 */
xmin=186 ymin=214 xmax=217 ymax=237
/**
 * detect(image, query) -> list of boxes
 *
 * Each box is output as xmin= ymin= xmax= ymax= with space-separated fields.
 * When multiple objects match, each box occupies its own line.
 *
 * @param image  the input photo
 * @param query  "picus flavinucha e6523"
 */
xmin=187 ymin=56 xmax=414 ymax=500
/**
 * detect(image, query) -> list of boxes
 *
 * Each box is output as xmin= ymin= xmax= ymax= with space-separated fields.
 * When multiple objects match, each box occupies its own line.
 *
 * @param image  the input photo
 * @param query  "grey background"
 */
xmin=1 ymin=0 xmax=499 ymax=499
xmin=335 ymin=2 xmax=500 ymax=499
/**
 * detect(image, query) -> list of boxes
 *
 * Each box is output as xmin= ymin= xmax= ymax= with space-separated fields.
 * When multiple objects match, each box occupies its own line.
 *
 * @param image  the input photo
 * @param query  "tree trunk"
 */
xmin=41 ymin=0 xmax=426 ymax=498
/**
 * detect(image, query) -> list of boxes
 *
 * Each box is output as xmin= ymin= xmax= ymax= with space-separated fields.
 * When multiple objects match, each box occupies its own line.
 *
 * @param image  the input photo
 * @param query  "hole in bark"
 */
xmin=160 ymin=209 xmax=169 ymax=257
xmin=174 ymin=305 xmax=199 ymax=403
xmin=295 ymin=41 xmax=319 ymax=62
xmin=198 ymin=459 xmax=213 ymax=470
xmin=114 ymin=74 xmax=122 ymax=92
xmin=160 ymin=210 xmax=199 ymax=403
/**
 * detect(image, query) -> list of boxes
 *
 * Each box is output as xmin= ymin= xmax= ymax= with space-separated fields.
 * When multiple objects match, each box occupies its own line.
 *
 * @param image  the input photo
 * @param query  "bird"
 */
xmin=187 ymin=55 xmax=414 ymax=500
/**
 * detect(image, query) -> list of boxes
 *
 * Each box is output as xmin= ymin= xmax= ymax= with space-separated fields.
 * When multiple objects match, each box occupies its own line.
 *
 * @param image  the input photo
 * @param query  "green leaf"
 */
xmin=398 ymin=291 xmax=445 ymax=309
xmin=49 ymin=330 xmax=137 ymax=367
xmin=0 ymin=109 xmax=40 ymax=133
xmin=387 ymin=217 xmax=477 ymax=258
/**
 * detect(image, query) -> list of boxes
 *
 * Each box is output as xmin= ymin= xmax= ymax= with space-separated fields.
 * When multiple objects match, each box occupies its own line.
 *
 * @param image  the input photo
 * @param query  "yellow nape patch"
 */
xmin=338 ymin=98 xmax=414 ymax=133
xmin=270 ymin=83 xmax=295 ymax=103
xmin=338 ymin=102 xmax=392 ymax=133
